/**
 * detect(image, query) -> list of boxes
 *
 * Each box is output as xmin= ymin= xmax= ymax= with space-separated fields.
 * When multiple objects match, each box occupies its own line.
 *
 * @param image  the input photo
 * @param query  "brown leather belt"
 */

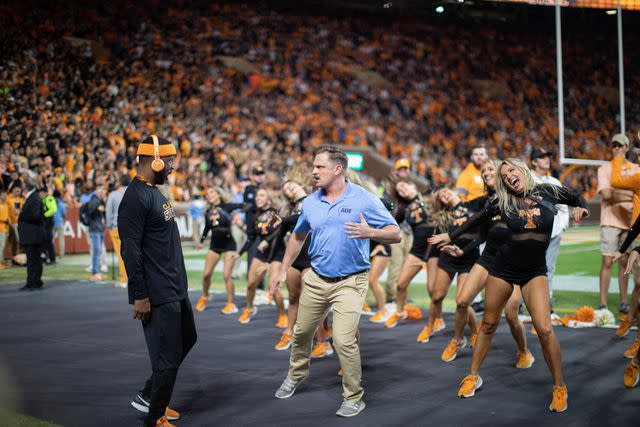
xmin=312 ymin=268 xmax=369 ymax=283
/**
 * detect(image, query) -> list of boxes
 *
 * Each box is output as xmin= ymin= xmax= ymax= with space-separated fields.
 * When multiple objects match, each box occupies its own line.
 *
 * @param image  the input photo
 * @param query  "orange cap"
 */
xmin=395 ymin=159 xmax=410 ymax=170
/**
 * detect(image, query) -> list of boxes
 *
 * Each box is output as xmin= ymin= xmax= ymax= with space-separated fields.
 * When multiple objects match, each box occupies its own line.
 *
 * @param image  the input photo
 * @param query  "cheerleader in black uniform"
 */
xmin=430 ymin=160 xmax=529 ymax=365
xmin=195 ymin=187 xmax=244 ymax=314
xmin=269 ymin=166 xmax=314 ymax=350
xmin=456 ymin=158 xmax=588 ymax=413
xmin=413 ymin=187 xmax=484 ymax=345
xmin=237 ymin=189 xmax=286 ymax=325
xmin=384 ymin=180 xmax=447 ymax=333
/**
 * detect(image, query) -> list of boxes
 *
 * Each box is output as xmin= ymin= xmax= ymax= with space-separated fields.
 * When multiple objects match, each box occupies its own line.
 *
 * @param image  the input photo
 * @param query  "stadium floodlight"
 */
xmin=606 ymin=9 xmax=617 ymax=14
xmin=435 ymin=6 xmax=444 ymax=13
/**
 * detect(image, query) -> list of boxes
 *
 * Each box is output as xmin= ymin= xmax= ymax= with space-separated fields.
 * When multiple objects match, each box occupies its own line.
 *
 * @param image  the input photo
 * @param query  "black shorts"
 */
xmin=438 ymin=249 xmax=479 ymax=274
xmin=370 ymin=240 xmax=391 ymax=258
xmin=291 ymin=239 xmax=312 ymax=271
xmin=269 ymin=248 xmax=286 ymax=263
xmin=409 ymin=226 xmax=440 ymax=261
xmin=489 ymin=254 xmax=547 ymax=286
xmin=475 ymin=248 xmax=497 ymax=271
xmin=209 ymin=230 xmax=236 ymax=254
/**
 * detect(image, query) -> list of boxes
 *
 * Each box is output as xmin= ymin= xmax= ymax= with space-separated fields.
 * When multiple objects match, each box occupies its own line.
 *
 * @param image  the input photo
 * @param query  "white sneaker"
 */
xmin=100 ymin=264 xmax=108 ymax=273
xmin=84 ymin=266 xmax=92 ymax=273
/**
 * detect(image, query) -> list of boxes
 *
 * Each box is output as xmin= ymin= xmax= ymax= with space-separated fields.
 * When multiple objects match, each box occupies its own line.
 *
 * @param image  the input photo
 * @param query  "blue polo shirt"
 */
xmin=294 ymin=180 xmax=397 ymax=278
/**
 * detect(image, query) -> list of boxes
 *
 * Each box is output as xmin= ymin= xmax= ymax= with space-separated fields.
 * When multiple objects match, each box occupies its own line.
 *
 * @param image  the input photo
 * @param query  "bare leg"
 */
xmin=202 ymin=250 xmax=221 ymax=297
xmin=223 ymin=252 xmax=237 ymax=303
xmin=619 ymin=254 xmax=629 ymax=307
xmin=427 ymin=268 xmax=454 ymax=330
xmin=469 ymin=276 xmax=513 ymax=375
xmin=269 ymin=261 xmax=286 ymax=316
xmin=246 ymin=258 xmax=268 ymax=310
xmin=521 ymin=276 xmax=564 ymax=387
xmin=599 ymin=255 xmax=613 ymax=307
xmin=393 ymin=254 xmax=424 ymax=313
xmin=369 ymin=256 xmax=389 ymax=311
xmin=504 ymin=285 xmax=526 ymax=352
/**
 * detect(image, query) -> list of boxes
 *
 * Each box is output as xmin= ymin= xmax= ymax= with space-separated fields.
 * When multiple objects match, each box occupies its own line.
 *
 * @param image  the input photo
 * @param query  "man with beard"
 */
xmin=119 ymin=135 xmax=197 ymax=427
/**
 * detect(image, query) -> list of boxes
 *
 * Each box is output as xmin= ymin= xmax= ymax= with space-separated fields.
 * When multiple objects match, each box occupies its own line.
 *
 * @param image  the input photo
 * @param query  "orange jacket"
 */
xmin=611 ymin=156 xmax=640 ymax=223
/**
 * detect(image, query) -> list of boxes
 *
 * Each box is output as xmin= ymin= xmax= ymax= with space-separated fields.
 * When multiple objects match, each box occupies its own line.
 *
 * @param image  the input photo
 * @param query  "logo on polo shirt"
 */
xmin=163 ymin=202 xmax=176 ymax=221
xmin=340 ymin=208 xmax=352 ymax=214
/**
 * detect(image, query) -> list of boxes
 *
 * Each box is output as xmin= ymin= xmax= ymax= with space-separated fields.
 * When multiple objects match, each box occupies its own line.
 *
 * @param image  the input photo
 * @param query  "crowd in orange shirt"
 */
xmin=1 ymin=1 xmax=638 ymax=204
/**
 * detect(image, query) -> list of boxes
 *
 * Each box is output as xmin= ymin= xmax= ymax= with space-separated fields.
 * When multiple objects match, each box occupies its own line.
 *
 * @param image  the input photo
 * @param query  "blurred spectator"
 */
xmin=189 ymin=193 xmax=206 ymax=250
xmin=106 ymin=175 xmax=130 ymax=288
xmin=42 ymin=183 xmax=58 ymax=264
xmin=6 ymin=183 xmax=24 ymax=260
xmin=87 ymin=187 xmax=106 ymax=280
xmin=0 ymin=191 xmax=8 ymax=267
xmin=18 ymin=178 xmax=46 ymax=290
xmin=52 ymin=189 xmax=67 ymax=261
xmin=456 ymin=146 xmax=488 ymax=202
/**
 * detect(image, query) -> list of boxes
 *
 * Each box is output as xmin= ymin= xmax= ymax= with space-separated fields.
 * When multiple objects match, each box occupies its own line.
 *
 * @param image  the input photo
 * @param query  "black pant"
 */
xmin=25 ymin=244 xmax=43 ymax=288
xmin=43 ymin=222 xmax=55 ymax=263
xmin=141 ymin=298 xmax=197 ymax=426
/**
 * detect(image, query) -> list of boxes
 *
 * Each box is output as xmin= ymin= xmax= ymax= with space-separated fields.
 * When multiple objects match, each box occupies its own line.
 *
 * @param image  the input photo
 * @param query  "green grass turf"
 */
xmin=0 ymin=242 xmax=627 ymax=316
xmin=0 ymin=409 xmax=61 ymax=427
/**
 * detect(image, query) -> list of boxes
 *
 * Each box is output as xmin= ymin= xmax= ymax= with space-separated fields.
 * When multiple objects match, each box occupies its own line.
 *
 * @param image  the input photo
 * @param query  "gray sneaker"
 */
xmin=336 ymin=399 xmax=366 ymax=417
xmin=275 ymin=377 xmax=304 ymax=399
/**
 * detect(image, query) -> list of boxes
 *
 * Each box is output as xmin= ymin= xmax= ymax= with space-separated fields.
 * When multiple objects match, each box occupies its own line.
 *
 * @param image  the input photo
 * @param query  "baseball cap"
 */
xmin=530 ymin=148 xmax=552 ymax=161
xmin=395 ymin=159 xmax=410 ymax=170
xmin=611 ymin=133 xmax=629 ymax=146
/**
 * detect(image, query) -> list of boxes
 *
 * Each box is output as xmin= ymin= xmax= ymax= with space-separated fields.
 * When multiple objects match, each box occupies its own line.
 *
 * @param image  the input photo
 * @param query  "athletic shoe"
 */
xmin=434 ymin=317 xmax=446 ymax=333
xmin=384 ymin=311 xmax=408 ymax=328
xmin=311 ymin=342 xmax=334 ymax=358
xmin=441 ymin=337 xmax=467 ymax=362
xmin=362 ymin=303 xmax=373 ymax=315
xmin=275 ymin=333 xmax=293 ymax=351
xmin=549 ymin=385 xmax=568 ymax=412
xmin=336 ymin=399 xmax=366 ymax=417
xmin=624 ymin=339 xmax=640 ymax=359
xmin=238 ymin=307 xmax=257 ymax=324
xmin=275 ymin=377 xmax=304 ymax=399
xmin=619 ymin=303 xmax=630 ymax=314
xmin=369 ymin=310 xmax=388 ymax=323
xmin=221 ymin=302 xmax=238 ymax=315
xmin=458 ymin=374 xmax=482 ymax=398
xmin=616 ymin=318 xmax=633 ymax=338
xmin=516 ymin=349 xmax=535 ymax=369
xmin=471 ymin=300 xmax=484 ymax=313
xmin=417 ymin=325 xmax=433 ymax=343
xmin=276 ymin=314 xmax=288 ymax=329
xmin=530 ymin=325 xmax=537 ymax=335
xmin=115 ymin=282 xmax=128 ymax=289
xmin=90 ymin=274 xmax=104 ymax=281
xmin=196 ymin=295 xmax=211 ymax=312
xmin=624 ymin=361 xmax=639 ymax=388
xmin=100 ymin=264 xmax=108 ymax=273
xmin=130 ymin=393 xmax=180 ymax=421
xmin=155 ymin=416 xmax=175 ymax=427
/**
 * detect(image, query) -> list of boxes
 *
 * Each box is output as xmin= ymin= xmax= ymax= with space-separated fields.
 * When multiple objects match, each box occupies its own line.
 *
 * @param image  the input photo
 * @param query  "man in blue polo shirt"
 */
xmin=271 ymin=145 xmax=401 ymax=417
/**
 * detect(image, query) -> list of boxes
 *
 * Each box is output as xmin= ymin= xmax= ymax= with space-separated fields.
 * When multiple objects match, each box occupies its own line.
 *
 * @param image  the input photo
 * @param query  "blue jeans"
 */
xmin=90 ymin=231 xmax=104 ymax=275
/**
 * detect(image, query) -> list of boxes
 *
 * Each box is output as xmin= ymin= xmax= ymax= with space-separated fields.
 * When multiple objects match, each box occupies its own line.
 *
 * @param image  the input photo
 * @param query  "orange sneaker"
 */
xmin=276 ymin=314 xmax=288 ymax=329
xmin=624 ymin=339 xmax=640 ymax=359
xmin=221 ymin=302 xmax=238 ymax=315
xmin=275 ymin=332 xmax=293 ymax=351
xmin=311 ymin=341 xmax=334 ymax=358
xmin=441 ymin=337 xmax=467 ymax=362
xmin=433 ymin=317 xmax=446 ymax=333
xmin=164 ymin=408 xmax=180 ymax=421
xmin=458 ymin=374 xmax=482 ymax=398
xmin=516 ymin=349 xmax=535 ymax=369
xmin=616 ymin=318 xmax=633 ymax=338
xmin=417 ymin=324 xmax=433 ymax=343
xmin=156 ymin=416 xmax=176 ymax=427
xmin=266 ymin=291 xmax=274 ymax=304
xmin=238 ymin=307 xmax=257 ymax=324
xmin=384 ymin=311 xmax=408 ymax=328
xmin=624 ymin=360 xmax=639 ymax=388
xmin=196 ymin=295 xmax=211 ymax=312
xmin=530 ymin=325 xmax=537 ymax=335
xmin=370 ymin=310 xmax=388 ymax=323
xmin=549 ymin=385 xmax=568 ymax=412
xmin=90 ymin=274 xmax=104 ymax=281
xmin=362 ymin=303 xmax=373 ymax=314
xmin=323 ymin=325 xmax=333 ymax=341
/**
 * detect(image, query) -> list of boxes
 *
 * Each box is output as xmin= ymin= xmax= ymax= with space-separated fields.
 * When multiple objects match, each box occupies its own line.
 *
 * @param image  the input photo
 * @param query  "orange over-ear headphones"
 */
xmin=150 ymin=135 xmax=165 ymax=173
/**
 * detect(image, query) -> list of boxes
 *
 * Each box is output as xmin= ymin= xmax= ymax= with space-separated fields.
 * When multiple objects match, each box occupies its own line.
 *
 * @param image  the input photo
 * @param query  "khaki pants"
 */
xmin=288 ymin=269 xmax=368 ymax=402
xmin=385 ymin=229 xmax=413 ymax=300
xmin=110 ymin=229 xmax=128 ymax=283
xmin=0 ymin=231 xmax=7 ymax=262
